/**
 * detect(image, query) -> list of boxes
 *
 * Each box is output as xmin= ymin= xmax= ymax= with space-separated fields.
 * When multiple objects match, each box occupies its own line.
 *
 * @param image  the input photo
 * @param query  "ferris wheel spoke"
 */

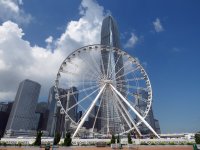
xmin=106 ymin=90 xmax=110 ymax=134
xmin=112 ymin=87 xmax=148 ymax=104
xmin=72 ymin=84 xmax=106 ymax=138
xmin=59 ymin=106 xmax=75 ymax=124
xmin=112 ymin=97 xmax=131 ymax=129
xmin=108 ymin=52 xmax=122 ymax=79
xmin=85 ymin=55 xmax=102 ymax=76
xmin=116 ymin=84 xmax=147 ymax=91
xmin=106 ymin=50 xmax=112 ymax=79
xmin=78 ymin=53 xmax=101 ymax=77
xmin=68 ymin=80 xmax=98 ymax=84
xmin=59 ymin=84 xmax=99 ymax=99
xmin=67 ymin=87 xmax=100 ymax=112
xmin=111 ymin=87 xmax=142 ymax=136
xmin=116 ymin=77 xmax=145 ymax=83
xmin=82 ymin=74 xmax=99 ymax=83
xmin=111 ymin=94 xmax=126 ymax=133
xmin=110 ymin=84 xmax=160 ymax=138
xmin=100 ymin=52 xmax=106 ymax=77
xmin=89 ymin=51 xmax=103 ymax=77
xmin=134 ymin=105 xmax=146 ymax=116
xmin=115 ymin=65 xmax=141 ymax=81
xmin=113 ymin=61 xmax=131 ymax=79
xmin=91 ymin=88 xmax=106 ymax=132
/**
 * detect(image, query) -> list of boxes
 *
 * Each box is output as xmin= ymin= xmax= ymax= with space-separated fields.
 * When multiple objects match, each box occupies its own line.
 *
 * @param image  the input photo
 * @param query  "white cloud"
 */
xmin=57 ymin=0 xmax=105 ymax=56
xmin=0 ymin=0 xmax=32 ymax=24
xmin=153 ymin=18 xmax=164 ymax=32
xmin=45 ymin=36 xmax=53 ymax=43
xmin=45 ymin=36 xmax=54 ymax=50
xmin=0 ymin=0 xmax=106 ymax=101
xmin=124 ymin=33 xmax=138 ymax=48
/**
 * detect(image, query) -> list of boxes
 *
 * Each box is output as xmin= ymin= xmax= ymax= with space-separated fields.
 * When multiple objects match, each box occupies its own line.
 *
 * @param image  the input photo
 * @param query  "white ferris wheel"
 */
xmin=54 ymin=44 xmax=160 ymax=138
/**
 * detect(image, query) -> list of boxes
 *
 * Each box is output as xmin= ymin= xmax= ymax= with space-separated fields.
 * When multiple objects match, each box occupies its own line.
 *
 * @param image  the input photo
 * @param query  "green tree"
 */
xmin=127 ymin=133 xmax=132 ymax=144
xmin=111 ymin=134 xmax=116 ymax=144
xmin=64 ymin=132 xmax=72 ymax=146
xmin=53 ymin=132 xmax=61 ymax=145
xmin=34 ymin=131 xmax=43 ymax=146
xmin=195 ymin=132 xmax=200 ymax=144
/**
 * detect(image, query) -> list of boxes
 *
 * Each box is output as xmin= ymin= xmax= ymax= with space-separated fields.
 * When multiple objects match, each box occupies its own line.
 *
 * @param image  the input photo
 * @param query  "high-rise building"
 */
xmin=0 ymin=102 xmax=13 ymax=138
xmin=83 ymin=105 xmax=101 ymax=130
xmin=56 ymin=87 xmax=78 ymax=137
xmin=46 ymin=86 xmax=58 ymax=136
xmin=100 ymin=16 xmax=160 ymax=135
xmin=35 ymin=102 xmax=48 ymax=131
xmin=135 ymin=90 xmax=161 ymax=135
xmin=5 ymin=79 xmax=41 ymax=137
xmin=100 ymin=15 xmax=126 ymax=134
xmin=46 ymin=86 xmax=78 ymax=137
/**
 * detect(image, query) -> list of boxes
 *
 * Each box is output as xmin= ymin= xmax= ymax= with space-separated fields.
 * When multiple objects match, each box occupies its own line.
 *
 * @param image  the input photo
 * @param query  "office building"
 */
xmin=46 ymin=86 xmax=57 ymax=136
xmin=0 ymin=102 xmax=13 ymax=138
xmin=35 ymin=102 xmax=48 ymax=131
xmin=100 ymin=15 xmax=126 ymax=134
xmin=46 ymin=86 xmax=78 ymax=137
xmin=135 ymin=90 xmax=161 ymax=135
xmin=5 ymin=79 xmax=41 ymax=137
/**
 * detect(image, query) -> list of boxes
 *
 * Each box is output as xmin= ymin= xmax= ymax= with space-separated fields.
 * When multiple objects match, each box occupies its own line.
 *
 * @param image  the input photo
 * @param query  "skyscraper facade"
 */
xmin=56 ymin=87 xmax=78 ymax=137
xmin=135 ymin=90 xmax=161 ymax=135
xmin=35 ymin=101 xmax=48 ymax=131
xmin=0 ymin=102 xmax=13 ymax=138
xmin=46 ymin=86 xmax=78 ymax=137
xmin=100 ymin=16 xmax=126 ymax=134
xmin=100 ymin=15 xmax=160 ymax=135
xmin=5 ymin=79 xmax=41 ymax=137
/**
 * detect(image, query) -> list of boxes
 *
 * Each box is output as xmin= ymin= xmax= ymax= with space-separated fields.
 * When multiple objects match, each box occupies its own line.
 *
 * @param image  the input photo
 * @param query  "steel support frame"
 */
xmin=72 ymin=84 xmax=106 ymax=138
xmin=111 ymin=88 xmax=142 ymax=136
xmin=110 ymin=84 xmax=160 ymax=138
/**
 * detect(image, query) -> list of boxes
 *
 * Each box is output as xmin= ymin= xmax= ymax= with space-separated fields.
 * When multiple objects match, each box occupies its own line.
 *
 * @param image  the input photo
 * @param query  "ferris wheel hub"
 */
xmin=101 ymin=79 xmax=113 ymax=84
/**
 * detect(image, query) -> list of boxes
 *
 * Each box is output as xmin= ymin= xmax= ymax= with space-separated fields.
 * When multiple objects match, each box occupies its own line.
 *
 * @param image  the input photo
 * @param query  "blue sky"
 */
xmin=0 ymin=0 xmax=200 ymax=134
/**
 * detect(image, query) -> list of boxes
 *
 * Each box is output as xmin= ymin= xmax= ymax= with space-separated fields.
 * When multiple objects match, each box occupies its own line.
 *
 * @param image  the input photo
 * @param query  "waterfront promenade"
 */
xmin=0 ymin=146 xmax=193 ymax=150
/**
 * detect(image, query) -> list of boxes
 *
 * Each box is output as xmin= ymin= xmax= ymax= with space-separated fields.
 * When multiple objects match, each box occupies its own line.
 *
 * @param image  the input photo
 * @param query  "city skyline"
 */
xmin=0 ymin=0 xmax=200 ymax=134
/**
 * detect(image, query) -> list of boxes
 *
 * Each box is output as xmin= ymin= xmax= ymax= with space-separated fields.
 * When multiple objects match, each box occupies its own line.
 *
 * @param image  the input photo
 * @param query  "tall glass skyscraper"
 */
xmin=99 ymin=16 xmax=160 ymax=135
xmin=5 ymin=79 xmax=41 ymax=137
xmin=100 ymin=16 xmax=126 ymax=134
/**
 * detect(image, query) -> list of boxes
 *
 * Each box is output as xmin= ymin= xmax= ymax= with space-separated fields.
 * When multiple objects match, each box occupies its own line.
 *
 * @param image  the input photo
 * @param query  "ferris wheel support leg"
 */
xmin=110 ymin=84 xmax=160 ymax=139
xmin=113 ymin=97 xmax=132 ymax=129
xmin=72 ymin=84 xmax=106 ymax=139
xmin=112 ymin=89 xmax=142 ymax=136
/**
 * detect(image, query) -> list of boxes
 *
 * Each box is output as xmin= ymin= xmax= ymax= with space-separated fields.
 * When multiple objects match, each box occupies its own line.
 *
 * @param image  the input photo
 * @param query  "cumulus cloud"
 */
xmin=0 ymin=0 xmax=32 ymax=24
xmin=0 ymin=0 xmax=106 ymax=101
xmin=45 ymin=36 xmax=54 ymax=50
xmin=56 ymin=0 xmax=105 ymax=56
xmin=153 ymin=18 xmax=164 ymax=32
xmin=124 ymin=33 xmax=138 ymax=48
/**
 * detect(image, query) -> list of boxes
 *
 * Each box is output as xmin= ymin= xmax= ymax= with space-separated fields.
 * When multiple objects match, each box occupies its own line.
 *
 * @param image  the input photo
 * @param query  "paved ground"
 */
xmin=0 ymin=146 xmax=193 ymax=150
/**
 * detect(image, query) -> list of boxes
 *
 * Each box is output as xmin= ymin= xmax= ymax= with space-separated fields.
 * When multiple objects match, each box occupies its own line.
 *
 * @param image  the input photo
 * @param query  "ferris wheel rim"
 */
xmin=54 ymin=44 xmax=153 ymax=136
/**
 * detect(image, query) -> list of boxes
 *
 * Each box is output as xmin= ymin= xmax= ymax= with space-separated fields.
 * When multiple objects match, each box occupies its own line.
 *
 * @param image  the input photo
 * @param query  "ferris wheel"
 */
xmin=54 ymin=44 xmax=160 ymax=138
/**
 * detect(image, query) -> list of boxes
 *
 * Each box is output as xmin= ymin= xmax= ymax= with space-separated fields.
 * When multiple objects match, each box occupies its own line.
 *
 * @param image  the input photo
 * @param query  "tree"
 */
xmin=195 ymin=132 xmax=200 ymax=144
xmin=127 ymin=133 xmax=132 ymax=144
xmin=53 ymin=132 xmax=61 ymax=145
xmin=64 ymin=132 xmax=72 ymax=146
xmin=34 ymin=131 xmax=43 ymax=146
xmin=117 ymin=134 xmax=120 ymax=143
xmin=111 ymin=134 xmax=116 ymax=144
